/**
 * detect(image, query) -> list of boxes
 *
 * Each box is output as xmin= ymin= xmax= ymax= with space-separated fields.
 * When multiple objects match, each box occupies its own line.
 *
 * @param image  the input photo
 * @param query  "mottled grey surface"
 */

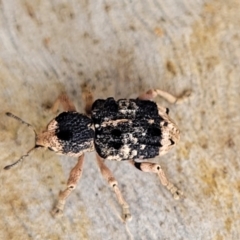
xmin=0 ymin=0 xmax=240 ymax=239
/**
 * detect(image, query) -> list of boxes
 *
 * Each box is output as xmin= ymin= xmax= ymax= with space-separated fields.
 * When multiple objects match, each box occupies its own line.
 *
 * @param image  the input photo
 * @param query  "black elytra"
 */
xmin=92 ymin=98 xmax=164 ymax=160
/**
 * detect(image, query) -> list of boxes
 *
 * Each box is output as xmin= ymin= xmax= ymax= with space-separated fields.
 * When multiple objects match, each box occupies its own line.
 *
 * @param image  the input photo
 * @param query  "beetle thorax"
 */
xmin=37 ymin=112 xmax=95 ymax=156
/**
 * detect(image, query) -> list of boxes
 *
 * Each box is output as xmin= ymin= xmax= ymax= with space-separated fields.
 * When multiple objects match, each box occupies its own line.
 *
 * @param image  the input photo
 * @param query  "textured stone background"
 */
xmin=0 ymin=0 xmax=239 ymax=239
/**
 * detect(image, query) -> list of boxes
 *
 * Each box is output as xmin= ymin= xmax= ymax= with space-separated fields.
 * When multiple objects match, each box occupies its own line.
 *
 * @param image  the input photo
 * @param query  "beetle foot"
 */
xmin=51 ymin=201 xmax=65 ymax=217
xmin=166 ymin=183 xmax=183 ymax=200
xmin=122 ymin=205 xmax=132 ymax=222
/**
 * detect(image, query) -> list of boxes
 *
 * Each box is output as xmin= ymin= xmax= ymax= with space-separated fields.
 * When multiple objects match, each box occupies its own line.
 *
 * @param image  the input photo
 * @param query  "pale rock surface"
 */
xmin=0 ymin=0 xmax=239 ymax=239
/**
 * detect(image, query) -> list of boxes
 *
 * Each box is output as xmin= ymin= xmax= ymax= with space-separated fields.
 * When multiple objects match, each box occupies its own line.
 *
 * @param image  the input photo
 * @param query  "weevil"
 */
xmin=4 ymin=88 xmax=190 ymax=221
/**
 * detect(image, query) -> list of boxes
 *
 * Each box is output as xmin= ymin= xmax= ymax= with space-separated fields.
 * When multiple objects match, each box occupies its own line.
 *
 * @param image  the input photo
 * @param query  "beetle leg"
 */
xmin=96 ymin=154 xmax=131 ymax=222
xmin=138 ymin=89 xmax=191 ymax=104
xmin=51 ymin=93 xmax=76 ymax=113
xmin=82 ymin=89 xmax=94 ymax=116
xmin=130 ymin=160 xmax=182 ymax=200
xmin=52 ymin=154 xmax=84 ymax=217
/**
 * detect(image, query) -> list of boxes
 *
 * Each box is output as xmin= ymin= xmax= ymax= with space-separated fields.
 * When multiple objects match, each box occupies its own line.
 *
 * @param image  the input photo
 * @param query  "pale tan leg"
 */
xmin=51 ymin=93 xmax=76 ymax=113
xmin=130 ymin=160 xmax=182 ymax=200
xmin=96 ymin=154 xmax=131 ymax=222
xmin=52 ymin=155 xmax=85 ymax=217
xmin=81 ymin=85 xmax=94 ymax=115
xmin=138 ymin=89 xmax=191 ymax=104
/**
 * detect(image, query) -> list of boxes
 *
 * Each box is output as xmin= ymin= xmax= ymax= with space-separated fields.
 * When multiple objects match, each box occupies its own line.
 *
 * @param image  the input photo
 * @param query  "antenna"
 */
xmin=4 ymin=146 xmax=36 ymax=170
xmin=6 ymin=112 xmax=37 ymax=135
xmin=4 ymin=112 xmax=39 ymax=170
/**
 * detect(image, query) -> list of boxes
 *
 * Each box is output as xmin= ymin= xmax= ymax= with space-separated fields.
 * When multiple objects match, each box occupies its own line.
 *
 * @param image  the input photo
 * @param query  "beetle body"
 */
xmin=37 ymin=97 xmax=180 ymax=161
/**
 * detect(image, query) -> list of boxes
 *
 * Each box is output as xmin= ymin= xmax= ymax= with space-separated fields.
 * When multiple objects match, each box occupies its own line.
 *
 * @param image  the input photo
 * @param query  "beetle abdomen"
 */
xmin=92 ymin=98 xmax=165 ymax=161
